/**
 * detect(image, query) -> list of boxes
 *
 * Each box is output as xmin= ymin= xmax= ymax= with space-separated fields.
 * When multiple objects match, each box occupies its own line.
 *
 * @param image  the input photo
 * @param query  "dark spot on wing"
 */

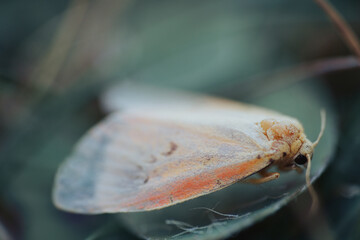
xmin=200 ymin=155 xmax=215 ymax=165
xmin=143 ymin=176 xmax=149 ymax=184
xmin=162 ymin=142 xmax=178 ymax=156
xmin=148 ymin=155 xmax=157 ymax=163
xmin=169 ymin=195 xmax=174 ymax=203
xmin=152 ymin=168 xmax=160 ymax=176
xmin=257 ymin=155 xmax=261 ymax=159
xmin=283 ymin=152 xmax=287 ymax=157
xmin=269 ymin=158 xmax=274 ymax=164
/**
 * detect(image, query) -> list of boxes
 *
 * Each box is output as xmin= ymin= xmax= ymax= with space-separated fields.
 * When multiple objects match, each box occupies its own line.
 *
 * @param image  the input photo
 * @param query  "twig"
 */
xmin=30 ymin=0 xmax=89 ymax=93
xmin=215 ymin=56 xmax=360 ymax=100
xmin=313 ymin=0 xmax=360 ymax=59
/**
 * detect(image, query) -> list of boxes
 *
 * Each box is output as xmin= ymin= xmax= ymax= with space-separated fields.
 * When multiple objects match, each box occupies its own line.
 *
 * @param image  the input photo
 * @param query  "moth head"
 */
xmin=292 ymin=110 xmax=326 ymax=168
xmin=293 ymin=140 xmax=313 ymax=167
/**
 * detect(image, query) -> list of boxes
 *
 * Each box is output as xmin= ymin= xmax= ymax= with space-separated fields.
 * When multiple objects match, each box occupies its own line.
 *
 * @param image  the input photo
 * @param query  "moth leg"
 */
xmin=245 ymin=169 xmax=280 ymax=184
xmin=295 ymin=167 xmax=303 ymax=174
xmin=278 ymin=164 xmax=303 ymax=174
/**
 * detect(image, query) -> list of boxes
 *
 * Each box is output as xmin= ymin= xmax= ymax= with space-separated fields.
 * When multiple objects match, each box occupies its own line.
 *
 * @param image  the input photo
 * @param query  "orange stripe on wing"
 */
xmin=120 ymin=157 xmax=270 ymax=211
xmin=169 ymin=157 xmax=268 ymax=202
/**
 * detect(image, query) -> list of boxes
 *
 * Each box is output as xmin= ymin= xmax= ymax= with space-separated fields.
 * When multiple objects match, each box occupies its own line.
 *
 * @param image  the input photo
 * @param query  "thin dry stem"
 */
xmin=219 ymin=56 xmax=360 ymax=100
xmin=31 ymin=0 xmax=89 ymax=92
xmin=314 ymin=0 xmax=360 ymax=59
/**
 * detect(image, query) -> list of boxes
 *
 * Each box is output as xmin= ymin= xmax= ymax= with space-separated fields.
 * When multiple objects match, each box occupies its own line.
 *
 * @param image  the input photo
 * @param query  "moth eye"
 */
xmin=294 ymin=154 xmax=307 ymax=165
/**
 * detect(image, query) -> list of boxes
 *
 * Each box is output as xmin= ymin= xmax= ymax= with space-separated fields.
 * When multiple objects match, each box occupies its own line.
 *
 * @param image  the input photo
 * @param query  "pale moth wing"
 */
xmin=53 ymin=84 xmax=305 ymax=213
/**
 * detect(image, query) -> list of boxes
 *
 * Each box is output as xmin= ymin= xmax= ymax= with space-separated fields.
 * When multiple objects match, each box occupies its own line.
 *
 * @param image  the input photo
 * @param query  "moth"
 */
xmin=53 ymin=84 xmax=325 ymax=213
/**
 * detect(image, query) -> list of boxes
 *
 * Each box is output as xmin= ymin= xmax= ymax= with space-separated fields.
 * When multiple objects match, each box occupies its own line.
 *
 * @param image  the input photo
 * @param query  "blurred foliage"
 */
xmin=0 ymin=0 xmax=360 ymax=239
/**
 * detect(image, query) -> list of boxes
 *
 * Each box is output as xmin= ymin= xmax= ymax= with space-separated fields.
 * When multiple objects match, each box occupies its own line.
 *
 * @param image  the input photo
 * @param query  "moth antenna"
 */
xmin=312 ymin=109 xmax=326 ymax=147
xmin=306 ymin=154 xmax=319 ymax=214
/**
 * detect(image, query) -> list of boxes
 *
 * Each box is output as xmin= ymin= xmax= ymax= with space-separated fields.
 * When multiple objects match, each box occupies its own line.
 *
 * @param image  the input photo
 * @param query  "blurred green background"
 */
xmin=0 ymin=0 xmax=360 ymax=239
